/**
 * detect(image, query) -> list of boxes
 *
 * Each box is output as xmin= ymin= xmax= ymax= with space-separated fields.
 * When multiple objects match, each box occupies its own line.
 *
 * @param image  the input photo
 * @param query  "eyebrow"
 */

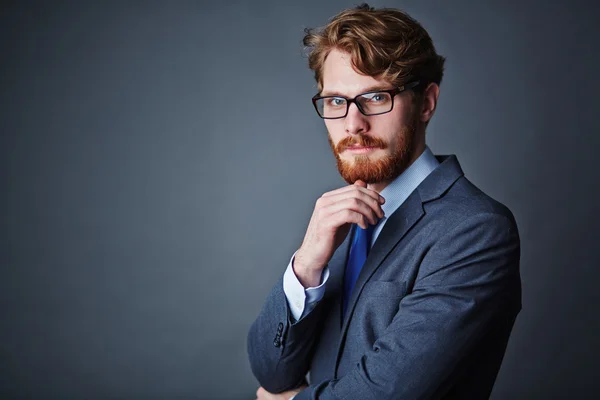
xmin=320 ymin=85 xmax=395 ymax=97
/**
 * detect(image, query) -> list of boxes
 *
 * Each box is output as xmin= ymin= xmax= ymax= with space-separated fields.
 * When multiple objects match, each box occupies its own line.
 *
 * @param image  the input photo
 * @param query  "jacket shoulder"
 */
xmin=423 ymin=175 xmax=518 ymax=230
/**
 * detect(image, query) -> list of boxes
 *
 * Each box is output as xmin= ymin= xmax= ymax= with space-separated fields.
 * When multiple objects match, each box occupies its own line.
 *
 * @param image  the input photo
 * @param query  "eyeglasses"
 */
xmin=311 ymin=81 xmax=420 ymax=119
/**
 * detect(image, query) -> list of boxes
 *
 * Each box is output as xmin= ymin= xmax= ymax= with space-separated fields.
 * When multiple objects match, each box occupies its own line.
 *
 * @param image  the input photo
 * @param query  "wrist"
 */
xmin=293 ymin=251 xmax=324 ymax=288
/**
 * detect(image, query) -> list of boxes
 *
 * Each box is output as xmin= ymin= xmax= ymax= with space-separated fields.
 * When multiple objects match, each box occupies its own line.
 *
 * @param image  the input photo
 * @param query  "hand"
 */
xmin=294 ymin=180 xmax=385 ymax=287
xmin=255 ymin=385 xmax=307 ymax=399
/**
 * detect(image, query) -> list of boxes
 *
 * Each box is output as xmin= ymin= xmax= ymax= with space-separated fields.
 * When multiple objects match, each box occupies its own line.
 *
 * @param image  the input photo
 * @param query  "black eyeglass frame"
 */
xmin=311 ymin=80 xmax=421 ymax=119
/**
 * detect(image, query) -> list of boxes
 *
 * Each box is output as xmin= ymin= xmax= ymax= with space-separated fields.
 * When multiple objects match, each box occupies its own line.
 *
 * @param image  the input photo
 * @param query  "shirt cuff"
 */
xmin=282 ymin=250 xmax=330 ymax=321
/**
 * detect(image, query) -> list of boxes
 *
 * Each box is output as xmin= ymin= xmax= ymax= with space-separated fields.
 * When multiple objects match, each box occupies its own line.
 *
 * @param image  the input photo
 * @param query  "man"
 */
xmin=248 ymin=4 xmax=521 ymax=399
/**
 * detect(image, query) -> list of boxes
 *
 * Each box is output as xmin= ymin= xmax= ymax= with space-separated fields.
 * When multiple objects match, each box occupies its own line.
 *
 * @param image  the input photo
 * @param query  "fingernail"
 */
xmin=379 ymin=196 xmax=385 ymax=203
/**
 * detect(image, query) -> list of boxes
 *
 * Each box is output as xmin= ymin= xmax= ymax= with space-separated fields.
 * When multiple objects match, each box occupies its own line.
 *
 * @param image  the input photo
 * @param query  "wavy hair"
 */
xmin=303 ymin=3 xmax=446 ymax=94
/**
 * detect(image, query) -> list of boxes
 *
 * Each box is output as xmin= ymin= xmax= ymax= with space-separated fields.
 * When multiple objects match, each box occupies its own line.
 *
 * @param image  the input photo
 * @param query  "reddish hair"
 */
xmin=303 ymin=3 xmax=446 ymax=94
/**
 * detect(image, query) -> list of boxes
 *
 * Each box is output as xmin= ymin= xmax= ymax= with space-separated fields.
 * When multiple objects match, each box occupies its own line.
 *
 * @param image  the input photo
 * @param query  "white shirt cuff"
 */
xmin=282 ymin=250 xmax=329 ymax=321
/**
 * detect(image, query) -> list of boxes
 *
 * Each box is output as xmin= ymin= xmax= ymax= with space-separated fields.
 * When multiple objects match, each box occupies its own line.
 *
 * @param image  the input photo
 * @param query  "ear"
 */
xmin=419 ymin=82 xmax=440 ymax=124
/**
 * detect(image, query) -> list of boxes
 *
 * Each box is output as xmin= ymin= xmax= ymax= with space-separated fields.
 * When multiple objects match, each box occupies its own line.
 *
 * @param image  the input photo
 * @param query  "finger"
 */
xmin=320 ymin=186 xmax=385 ymax=212
xmin=319 ymin=190 xmax=384 ymax=219
xmin=321 ymin=184 xmax=385 ymax=204
xmin=321 ymin=183 xmax=382 ymax=201
xmin=256 ymin=387 xmax=267 ymax=399
xmin=321 ymin=196 xmax=381 ymax=225
xmin=328 ymin=207 xmax=373 ymax=230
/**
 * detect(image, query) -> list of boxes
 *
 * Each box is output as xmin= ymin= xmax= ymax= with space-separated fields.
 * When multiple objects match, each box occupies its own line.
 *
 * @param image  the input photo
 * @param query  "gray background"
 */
xmin=2 ymin=0 xmax=599 ymax=398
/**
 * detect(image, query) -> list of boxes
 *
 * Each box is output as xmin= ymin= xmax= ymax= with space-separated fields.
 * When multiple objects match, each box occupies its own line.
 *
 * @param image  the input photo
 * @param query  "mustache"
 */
xmin=336 ymin=135 xmax=387 ymax=153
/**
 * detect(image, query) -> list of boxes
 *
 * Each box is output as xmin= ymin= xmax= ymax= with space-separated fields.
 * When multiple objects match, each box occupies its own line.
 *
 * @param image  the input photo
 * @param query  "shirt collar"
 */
xmin=379 ymin=146 xmax=440 ymax=219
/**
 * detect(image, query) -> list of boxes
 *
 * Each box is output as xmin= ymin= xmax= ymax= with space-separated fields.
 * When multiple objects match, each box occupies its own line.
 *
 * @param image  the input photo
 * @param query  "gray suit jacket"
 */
xmin=247 ymin=155 xmax=522 ymax=399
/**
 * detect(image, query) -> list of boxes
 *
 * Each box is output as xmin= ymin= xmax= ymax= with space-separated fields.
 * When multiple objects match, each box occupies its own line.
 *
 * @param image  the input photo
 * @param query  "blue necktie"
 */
xmin=342 ymin=223 xmax=375 ymax=317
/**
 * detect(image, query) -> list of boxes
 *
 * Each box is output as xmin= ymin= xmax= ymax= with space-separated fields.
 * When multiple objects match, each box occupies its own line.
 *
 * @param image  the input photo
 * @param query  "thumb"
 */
xmin=353 ymin=179 xmax=367 ymax=188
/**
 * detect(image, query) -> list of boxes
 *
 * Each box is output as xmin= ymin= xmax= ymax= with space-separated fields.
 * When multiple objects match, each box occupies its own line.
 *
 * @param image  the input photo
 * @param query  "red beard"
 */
xmin=328 ymin=121 xmax=416 ymax=185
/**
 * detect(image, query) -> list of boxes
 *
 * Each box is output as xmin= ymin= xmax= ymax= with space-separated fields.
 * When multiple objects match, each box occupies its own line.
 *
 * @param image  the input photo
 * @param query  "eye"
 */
xmin=368 ymin=93 xmax=390 ymax=103
xmin=327 ymin=97 xmax=346 ymax=107
xmin=360 ymin=92 xmax=390 ymax=103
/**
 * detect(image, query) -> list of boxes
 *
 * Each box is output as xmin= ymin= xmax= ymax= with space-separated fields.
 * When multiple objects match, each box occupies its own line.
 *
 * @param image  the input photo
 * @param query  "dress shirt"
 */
xmin=283 ymin=146 xmax=440 ymax=322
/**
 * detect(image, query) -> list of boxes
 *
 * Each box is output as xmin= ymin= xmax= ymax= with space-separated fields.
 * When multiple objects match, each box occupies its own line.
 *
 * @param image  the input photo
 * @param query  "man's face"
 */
xmin=321 ymin=48 xmax=419 ymax=185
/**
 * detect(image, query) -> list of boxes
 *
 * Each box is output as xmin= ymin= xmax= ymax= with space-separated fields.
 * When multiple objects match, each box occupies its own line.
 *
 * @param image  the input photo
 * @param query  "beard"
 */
xmin=327 ymin=119 xmax=417 ymax=185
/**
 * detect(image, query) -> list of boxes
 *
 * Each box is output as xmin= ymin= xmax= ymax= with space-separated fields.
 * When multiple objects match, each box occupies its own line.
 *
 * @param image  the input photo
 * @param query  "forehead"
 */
xmin=321 ymin=48 xmax=392 ymax=96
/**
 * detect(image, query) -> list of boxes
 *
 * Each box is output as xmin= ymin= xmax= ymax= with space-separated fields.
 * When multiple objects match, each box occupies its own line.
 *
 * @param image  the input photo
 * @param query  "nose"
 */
xmin=344 ymin=102 xmax=369 ymax=135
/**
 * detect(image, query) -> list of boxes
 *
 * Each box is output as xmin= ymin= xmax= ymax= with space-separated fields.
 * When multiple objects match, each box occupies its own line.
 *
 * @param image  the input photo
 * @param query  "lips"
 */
xmin=343 ymin=146 xmax=380 ymax=155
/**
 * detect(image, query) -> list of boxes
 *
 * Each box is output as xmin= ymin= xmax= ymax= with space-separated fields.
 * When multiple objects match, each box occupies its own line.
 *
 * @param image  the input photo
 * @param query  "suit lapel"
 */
xmin=331 ymin=154 xmax=465 ymax=376
xmin=343 ymin=192 xmax=424 ymax=327
xmin=334 ymin=191 xmax=425 ymax=375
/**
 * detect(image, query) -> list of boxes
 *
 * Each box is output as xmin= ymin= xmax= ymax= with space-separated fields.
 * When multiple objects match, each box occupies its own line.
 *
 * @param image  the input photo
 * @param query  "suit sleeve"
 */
xmin=294 ymin=212 xmax=522 ymax=400
xmin=247 ymin=259 xmax=330 ymax=393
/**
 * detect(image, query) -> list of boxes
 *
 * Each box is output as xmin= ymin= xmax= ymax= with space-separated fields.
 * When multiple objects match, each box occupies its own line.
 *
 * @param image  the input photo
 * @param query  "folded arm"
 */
xmin=248 ymin=253 xmax=330 ymax=393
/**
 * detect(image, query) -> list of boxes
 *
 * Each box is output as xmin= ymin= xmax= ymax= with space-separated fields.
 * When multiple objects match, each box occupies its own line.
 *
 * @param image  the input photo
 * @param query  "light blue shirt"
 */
xmin=283 ymin=146 xmax=440 ymax=321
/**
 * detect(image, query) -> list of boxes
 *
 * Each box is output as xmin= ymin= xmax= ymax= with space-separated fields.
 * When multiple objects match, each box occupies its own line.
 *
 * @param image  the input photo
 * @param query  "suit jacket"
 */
xmin=247 ymin=154 xmax=522 ymax=399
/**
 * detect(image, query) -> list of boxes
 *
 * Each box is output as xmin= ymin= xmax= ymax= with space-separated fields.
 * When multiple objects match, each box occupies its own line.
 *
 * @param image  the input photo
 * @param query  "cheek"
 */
xmin=378 ymin=110 xmax=410 ymax=134
xmin=324 ymin=120 xmax=345 ymax=139
xmin=370 ymin=119 xmax=398 ymax=141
